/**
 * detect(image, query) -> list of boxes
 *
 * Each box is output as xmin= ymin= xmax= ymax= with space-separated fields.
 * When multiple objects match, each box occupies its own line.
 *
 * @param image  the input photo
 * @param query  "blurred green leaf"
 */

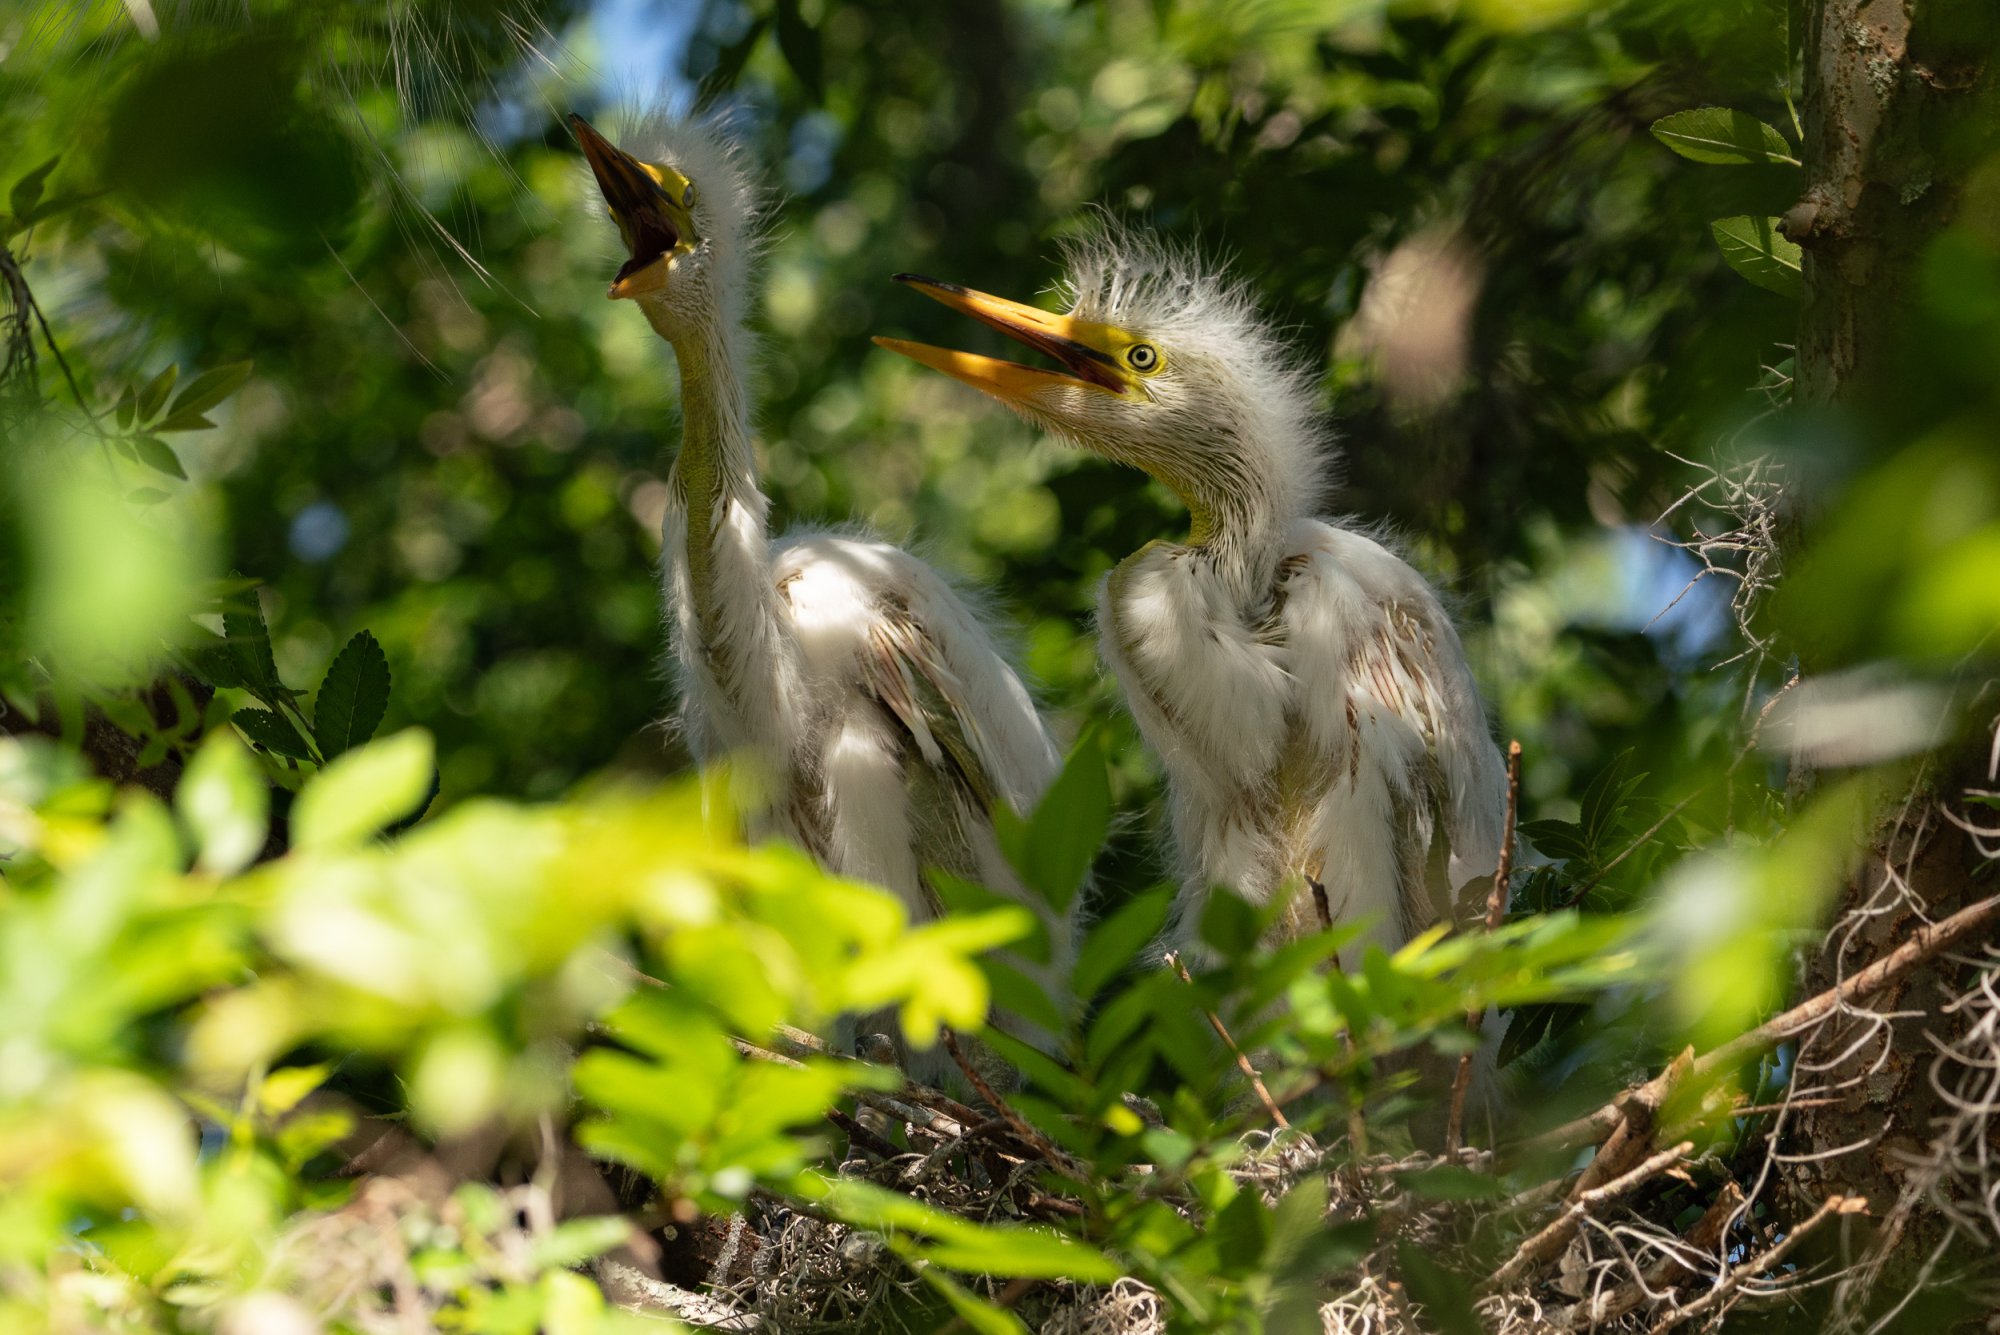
xmin=809 ymin=1178 xmax=1120 ymax=1281
xmin=1395 ymin=1242 xmax=1482 ymax=1335
xmin=313 ymin=630 xmax=391 ymax=759
xmin=10 ymin=155 xmax=56 ymax=221
xmin=1073 ymin=885 xmax=1172 ymax=1005
xmin=292 ymin=728 xmax=434 ymax=849
xmin=130 ymin=435 xmax=186 ymax=479
xmin=528 ymin=1216 xmax=634 ymax=1271
xmin=154 ymin=409 xmax=218 ymax=433
xmin=167 ymin=361 xmax=253 ymax=420
xmin=1651 ymin=108 xmax=1797 ymax=165
xmin=258 ymin=1062 xmax=333 ymax=1117
xmin=136 ymin=365 xmax=178 ymax=423
xmin=178 ymin=729 xmax=267 ymax=873
xmin=1212 ymin=1185 xmax=1271 ymax=1271
xmin=999 ymin=730 xmax=1110 ymax=918
xmin=698 ymin=17 xmax=769 ymax=97
xmin=922 ymin=1271 xmax=1032 ymax=1335
xmin=774 ymin=0 xmax=823 ymax=103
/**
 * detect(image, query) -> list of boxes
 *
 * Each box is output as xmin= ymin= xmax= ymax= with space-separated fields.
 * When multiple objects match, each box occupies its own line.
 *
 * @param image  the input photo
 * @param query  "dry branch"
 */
xmin=1642 ymin=1195 xmax=1865 ymax=1334
xmin=1167 ymin=951 xmax=1289 ymax=1130
xmin=942 ymin=1028 xmax=1090 ymax=1184
xmin=1485 ymin=1140 xmax=1693 ymax=1293
xmin=1447 ymin=739 xmax=1522 ymax=1155
xmin=1523 ymin=891 xmax=2000 ymax=1155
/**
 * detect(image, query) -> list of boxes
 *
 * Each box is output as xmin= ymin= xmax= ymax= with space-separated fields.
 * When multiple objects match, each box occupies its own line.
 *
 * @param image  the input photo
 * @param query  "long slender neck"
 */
xmin=642 ymin=290 xmax=797 ymax=775
xmin=652 ymin=298 xmax=768 ymax=634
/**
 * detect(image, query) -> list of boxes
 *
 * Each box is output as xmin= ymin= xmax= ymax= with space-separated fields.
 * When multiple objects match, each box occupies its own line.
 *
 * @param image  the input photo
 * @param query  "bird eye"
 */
xmin=1127 ymin=343 xmax=1160 ymax=373
xmin=682 ymin=183 xmax=697 ymax=208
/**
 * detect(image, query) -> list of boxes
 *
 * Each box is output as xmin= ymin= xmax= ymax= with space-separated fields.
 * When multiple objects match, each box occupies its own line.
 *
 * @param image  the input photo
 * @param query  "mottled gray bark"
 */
xmin=1784 ymin=1 xmax=1998 ymax=1317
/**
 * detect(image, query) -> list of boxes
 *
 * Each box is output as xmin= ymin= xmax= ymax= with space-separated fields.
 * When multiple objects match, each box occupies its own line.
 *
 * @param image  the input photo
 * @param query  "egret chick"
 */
xmin=571 ymin=113 xmax=1073 ymax=1082
xmin=878 ymin=227 xmax=1507 ymax=968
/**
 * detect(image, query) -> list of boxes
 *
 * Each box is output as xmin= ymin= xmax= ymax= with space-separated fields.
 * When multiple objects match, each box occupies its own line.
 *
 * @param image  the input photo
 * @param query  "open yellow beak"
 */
xmin=570 ymin=113 xmax=691 ymax=301
xmin=873 ymin=274 xmax=1133 ymax=407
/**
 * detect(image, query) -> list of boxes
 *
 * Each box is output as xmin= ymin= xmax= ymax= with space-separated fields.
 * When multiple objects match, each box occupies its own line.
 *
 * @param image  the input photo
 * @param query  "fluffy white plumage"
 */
xmin=890 ymin=223 xmax=1507 ymax=967
xmin=579 ymin=112 xmax=1073 ymax=1081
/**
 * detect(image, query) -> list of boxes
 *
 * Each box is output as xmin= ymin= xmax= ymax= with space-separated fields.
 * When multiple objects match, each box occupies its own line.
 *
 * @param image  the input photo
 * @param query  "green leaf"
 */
xmin=313 ymin=630 xmax=391 ymax=759
xmin=167 ymin=361 xmax=253 ymax=420
xmin=1398 ymin=1164 xmax=1508 ymax=1201
xmin=292 ymin=728 xmax=435 ymax=849
xmin=1072 ymin=885 xmax=1172 ymax=1005
xmin=1395 ymin=1242 xmax=1482 ymax=1335
xmin=136 ymin=364 xmax=179 ymax=423
xmin=1267 ymin=1172 xmax=1330 ymax=1274
xmin=1199 ymin=885 xmax=1262 ymax=958
xmin=1711 ymin=216 xmax=1803 ymax=298
xmin=223 ymin=607 xmax=285 ymax=699
xmin=698 ymin=16 xmax=768 ymax=98
xmin=1007 ymin=731 xmax=1109 ymax=915
xmin=529 ymin=1216 xmax=634 ymax=1270
xmin=809 ymin=1178 xmax=1120 ymax=1281
xmin=115 ymin=386 xmax=136 ymax=430
xmin=20 ymin=190 xmax=100 ymax=228
xmin=153 ymin=409 xmax=218 ymax=433
xmin=1517 ymin=819 xmax=1591 ymax=864
xmin=274 ymin=1108 xmax=355 ymax=1170
xmin=10 ymin=156 xmax=56 ymax=221
xmin=1213 ymin=1184 xmax=1272 ymax=1271
xmin=258 ymin=1063 xmax=334 ymax=1117
xmin=1650 ymin=108 xmax=1798 ymax=166
xmin=126 ymin=487 xmax=170 ymax=506
xmin=231 ymin=707 xmax=312 ymax=760
xmin=178 ymin=729 xmax=268 ymax=873
xmin=921 ymin=1271 xmax=1031 ymax=1335
xmin=130 ymin=435 xmax=186 ymax=480
xmin=773 ymin=0 xmax=823 ymax=102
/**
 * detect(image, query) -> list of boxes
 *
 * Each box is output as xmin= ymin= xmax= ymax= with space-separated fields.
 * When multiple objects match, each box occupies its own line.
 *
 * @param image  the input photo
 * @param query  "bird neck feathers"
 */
xmin=658 ymin=298 xmax=761 ymax=504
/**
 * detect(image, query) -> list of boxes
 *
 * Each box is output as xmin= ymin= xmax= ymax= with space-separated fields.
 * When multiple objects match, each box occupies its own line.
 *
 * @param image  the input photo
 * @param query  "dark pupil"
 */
xmin=1133 ymin=347 xmax=1153 ymax=366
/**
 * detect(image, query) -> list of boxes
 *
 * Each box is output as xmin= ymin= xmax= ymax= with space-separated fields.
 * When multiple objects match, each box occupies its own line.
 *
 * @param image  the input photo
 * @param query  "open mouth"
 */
xmin=615 ymin=212 xmax=680 ymax=286
xmin=886 ymin=274 xmax=1130 ymax=394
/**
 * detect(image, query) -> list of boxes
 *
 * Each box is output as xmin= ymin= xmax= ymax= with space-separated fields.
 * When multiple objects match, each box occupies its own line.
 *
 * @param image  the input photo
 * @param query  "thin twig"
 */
xmin=940 ymin=1029 xmax=1088 ymax=1184
xmin=1643 ymin=1195 xmax=1863 ymax=1333
xmin=1167 ymin=951 xmax=1289 ymax=1130
xmin=1447 ymin=739 xmax=1522 ymax=1155
xmin=1522 ymin=892 xmax=2000 ymax=1154
xmin=825 ymin=1108 xmax=900 ymax=1161
xmin=1310 ymin=877 xmax=1373 ymax=1159
xmin=1485 ymin=1140 xmax=1694 ymax=1292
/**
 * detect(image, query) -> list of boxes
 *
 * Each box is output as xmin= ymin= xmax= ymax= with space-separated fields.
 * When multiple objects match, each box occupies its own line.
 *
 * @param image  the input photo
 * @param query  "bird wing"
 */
xmin=774 ymin=534 xmax=1060 ymax=817
xmin=1297 ymin=526 xmax=1508 ymax=897
xmin=862 ymin=605 xmax=1004 ymax=812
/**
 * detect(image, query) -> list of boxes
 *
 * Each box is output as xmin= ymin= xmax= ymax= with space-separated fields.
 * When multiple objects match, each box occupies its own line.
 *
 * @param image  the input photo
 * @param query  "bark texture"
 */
xmin=1785 ymin=0 xmax=2000 ymax=1318
xmin=1788 ymin=0 xmax=1999 ymax=406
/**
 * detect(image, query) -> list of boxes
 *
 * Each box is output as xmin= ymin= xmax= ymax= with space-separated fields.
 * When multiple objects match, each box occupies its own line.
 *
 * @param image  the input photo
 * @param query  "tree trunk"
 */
xmin=1783 ymin=1 xmax=1999 ymax=1321
xmin=1788 ymin=0 xmax=1998 ymax=407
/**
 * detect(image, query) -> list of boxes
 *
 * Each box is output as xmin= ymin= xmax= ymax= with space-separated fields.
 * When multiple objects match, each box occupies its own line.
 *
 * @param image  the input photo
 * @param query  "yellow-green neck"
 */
xmin=653 ymin=302 xmax=763 ymax=640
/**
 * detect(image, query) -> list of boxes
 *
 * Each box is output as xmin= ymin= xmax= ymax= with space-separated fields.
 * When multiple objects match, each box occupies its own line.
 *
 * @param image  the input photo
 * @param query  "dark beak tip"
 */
xmin=890 ymin=272 xmax=924 ymax=285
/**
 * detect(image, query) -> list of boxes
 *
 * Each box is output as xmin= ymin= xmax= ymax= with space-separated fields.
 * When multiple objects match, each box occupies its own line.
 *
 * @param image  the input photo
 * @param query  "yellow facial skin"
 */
xmin=569 ymin=114 xmax=699 ymax=301
xmin=873 ymin=274 xmax=1165 ymax=407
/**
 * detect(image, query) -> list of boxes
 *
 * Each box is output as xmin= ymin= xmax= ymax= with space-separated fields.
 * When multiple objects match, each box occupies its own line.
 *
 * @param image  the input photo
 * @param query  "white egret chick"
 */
xmin=877 ymin=227 xmax=1507 ymax=969
xmin=571 ymin=114 xmax=1072 ymax=1082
